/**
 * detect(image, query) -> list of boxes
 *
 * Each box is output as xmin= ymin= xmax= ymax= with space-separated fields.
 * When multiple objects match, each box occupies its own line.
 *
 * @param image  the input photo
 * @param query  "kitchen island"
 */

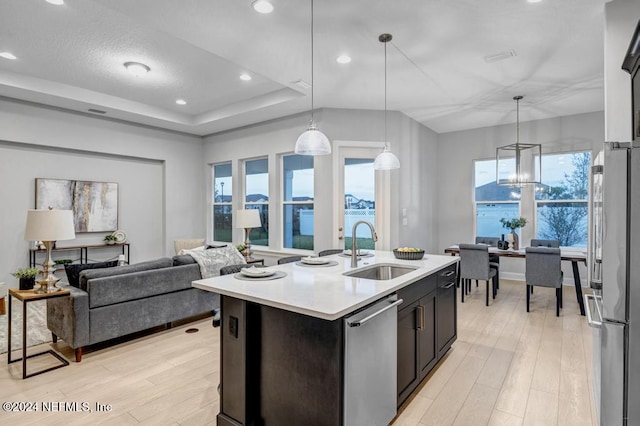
xmin=193 ymin=250 xmax=458 ymax=426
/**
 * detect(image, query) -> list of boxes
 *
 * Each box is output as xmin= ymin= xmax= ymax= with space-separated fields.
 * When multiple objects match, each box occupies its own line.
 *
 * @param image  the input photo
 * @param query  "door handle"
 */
xmin=348 ymin=298 xmax=403 ymax=327
xmin=442 ymin=270 xmax=455 ymax=277
xmin=442 ymin=281 xmax=455 ymax=289
xmin=416 ymin=305 xmax=425 ymax=330
xmin=584 ymin=294 xmax=602 ymax=328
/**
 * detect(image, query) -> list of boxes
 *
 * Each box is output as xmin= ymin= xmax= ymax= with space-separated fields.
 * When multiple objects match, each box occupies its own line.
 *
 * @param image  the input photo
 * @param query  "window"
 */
xmin=535 ymin=152 xmax=590 ymax=247
xmin=474 ymin=159 xmax=521 ymax=238
xmin=212 ymin=163 xmax=232 ymax=242
xmin=282 ymin=154 xmax=314 ymax=250
xmin=245 ymin=158 xmax=269 ymax=247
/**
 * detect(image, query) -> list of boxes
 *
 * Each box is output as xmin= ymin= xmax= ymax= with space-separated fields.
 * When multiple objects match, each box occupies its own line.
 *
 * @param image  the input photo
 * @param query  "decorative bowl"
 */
xmin=393 ymin=249 xmax=425 ymax=260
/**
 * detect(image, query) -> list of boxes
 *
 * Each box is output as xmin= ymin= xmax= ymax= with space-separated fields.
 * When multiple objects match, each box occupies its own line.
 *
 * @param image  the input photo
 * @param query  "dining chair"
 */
xmin=278 ymin=255 xmax=303 ymax=265
xmin=475 ymin=236 xmax=500 ymax=289
xmin=220 ymin=263 xmax=254 ymax=275
xmin=530 ymin=239 xmax=560 ymax=248
xmin=318 ymin=249 xmax=343 ymax=257
xmin=459 ymin=243 xmax=498 ymax=306
xmin=525 ymin=247 xmax=563 ymax=316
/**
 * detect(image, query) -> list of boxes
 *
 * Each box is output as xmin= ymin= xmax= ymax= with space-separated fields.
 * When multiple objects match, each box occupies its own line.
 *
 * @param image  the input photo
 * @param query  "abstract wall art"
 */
xmin=35 ymin=178 xmax=118 ymax=232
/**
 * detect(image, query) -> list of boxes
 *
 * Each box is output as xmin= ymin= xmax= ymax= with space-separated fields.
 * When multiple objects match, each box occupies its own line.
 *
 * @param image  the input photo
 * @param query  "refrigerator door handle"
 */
xmin=585 ymin=294 xmax=603 ymax=328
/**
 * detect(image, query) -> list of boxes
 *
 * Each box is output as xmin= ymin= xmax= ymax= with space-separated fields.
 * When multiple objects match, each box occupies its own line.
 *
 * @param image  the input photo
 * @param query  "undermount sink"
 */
xmin=343 ymin=263 xmax=418 ymax=281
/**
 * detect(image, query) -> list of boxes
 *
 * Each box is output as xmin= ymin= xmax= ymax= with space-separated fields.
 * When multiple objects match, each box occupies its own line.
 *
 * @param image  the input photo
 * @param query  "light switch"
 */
xmin=402 ymin=208 xmax=407 ymax=217
xmin=402 ymin=218 xmax=408 ymax=226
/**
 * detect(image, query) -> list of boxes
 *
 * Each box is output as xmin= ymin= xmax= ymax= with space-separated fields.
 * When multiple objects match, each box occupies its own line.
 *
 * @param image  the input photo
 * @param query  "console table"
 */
xmin=29 ymin=243 xmax=130 ymax=268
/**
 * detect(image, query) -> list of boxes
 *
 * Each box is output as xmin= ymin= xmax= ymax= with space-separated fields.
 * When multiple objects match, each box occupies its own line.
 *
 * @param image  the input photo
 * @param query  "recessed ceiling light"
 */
xmin=239 ymin=73 xmax=252 ymax=81
xmin=45 ymin=0 xmax=65 ymax=5
xmin=252 ymin=0 xmax=274 ymax=14
xmin=527 ymin=0 xmax=542 ymax=3
xmin=336 ymin=55 xmax=352 ymax=64
xmin=176 ymin=99 xmax=187 ymax=105
xmin=0 ymin=52 xmax=17 ymax=60
xmin=124 ymin=62 xmax=150 ymax=77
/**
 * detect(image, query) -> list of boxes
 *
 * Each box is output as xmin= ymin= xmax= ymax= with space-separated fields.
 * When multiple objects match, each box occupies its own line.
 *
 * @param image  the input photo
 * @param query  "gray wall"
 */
xmin=202 ymin=108 xmax=440 ymax=255
xmin=0 ymin=98 xmax=205 ymax=286
xmin=437 ymin=111 xmax=604 ymax=282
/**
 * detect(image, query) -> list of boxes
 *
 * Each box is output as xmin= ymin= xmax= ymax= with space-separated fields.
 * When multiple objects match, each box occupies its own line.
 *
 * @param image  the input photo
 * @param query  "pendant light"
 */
xmin=496 ymin=95 xmax=541 ymax=187
xmin=374 ymin=33 xmax=400 ymax=170
xmin=294 ymin=0 xmax=331 ymax=156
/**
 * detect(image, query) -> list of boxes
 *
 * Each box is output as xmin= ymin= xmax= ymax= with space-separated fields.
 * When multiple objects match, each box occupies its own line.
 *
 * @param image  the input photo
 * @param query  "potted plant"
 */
xmin=11 ymin=267 xmax=40 ymax=290
xmin=104 ymin=234 xmax=118 ymax=245
xmin=499 ymin=217 xmax=527 ymax=250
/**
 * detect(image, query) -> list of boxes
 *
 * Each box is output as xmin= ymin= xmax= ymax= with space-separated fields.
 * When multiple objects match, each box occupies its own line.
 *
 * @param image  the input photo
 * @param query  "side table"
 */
xmin=245 ymin=257 xmax=265 ymax=266
xmin=8 ymin=288 xmax=70 ymax=379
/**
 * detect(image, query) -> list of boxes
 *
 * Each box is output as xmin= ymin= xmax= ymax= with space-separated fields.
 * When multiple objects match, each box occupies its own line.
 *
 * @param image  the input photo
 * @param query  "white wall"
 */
xmin=202 ymin=108 xmax=440 ymax=255
xmin=437 ymin=111 xmax=604 ymax=282
xmin=0 ymin=98 xmax=205 ymax=286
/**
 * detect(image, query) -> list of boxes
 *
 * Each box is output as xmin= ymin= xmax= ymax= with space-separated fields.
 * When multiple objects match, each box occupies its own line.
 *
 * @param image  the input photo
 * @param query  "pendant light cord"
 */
xmin=516 ymin=97 xmax=519 ymax=145
xmin=384 ymin=38 xmax=388 ymax=149
xmin=310 ymin=0 xmax=315 ymax=123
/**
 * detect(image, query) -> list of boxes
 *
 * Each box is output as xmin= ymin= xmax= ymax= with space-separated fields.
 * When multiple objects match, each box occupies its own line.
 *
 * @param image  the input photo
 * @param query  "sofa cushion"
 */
xmin=86 ymin=264 xmax=202 ymax=309
xmin=65 ymin=260 xmax=118 ymax=289
xmin=79 ymin=257 xmax=173 ymax=291
xmin=172 ymin=255 xmax=196 ymax=266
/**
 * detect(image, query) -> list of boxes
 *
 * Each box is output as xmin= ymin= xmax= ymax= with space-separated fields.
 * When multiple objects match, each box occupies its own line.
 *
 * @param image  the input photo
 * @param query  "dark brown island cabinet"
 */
xmin=397 ymin=263 xmax=457 ymax=406
xmin=214 ymin=262 xmax=458 ymax=426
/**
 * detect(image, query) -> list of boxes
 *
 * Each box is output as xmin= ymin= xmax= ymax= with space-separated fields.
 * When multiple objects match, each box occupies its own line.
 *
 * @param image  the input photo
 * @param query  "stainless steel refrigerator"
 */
xmin=586 ymin=22 xmax=640 ymax=426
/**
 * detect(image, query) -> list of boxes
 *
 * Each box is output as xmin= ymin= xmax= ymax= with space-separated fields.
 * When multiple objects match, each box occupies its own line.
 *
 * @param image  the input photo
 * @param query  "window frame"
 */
xmin=243 ymin=157 xmax=270 ymax=249
xmin=533 ymin=150 xmax=590 ymax=248
xmin=280 ymin=153 xmax=315 ymax=252
xmin=211 ymin=162 xmax=233 ymax=243
xmin=473 ymin=158 xmax=522 ymax=238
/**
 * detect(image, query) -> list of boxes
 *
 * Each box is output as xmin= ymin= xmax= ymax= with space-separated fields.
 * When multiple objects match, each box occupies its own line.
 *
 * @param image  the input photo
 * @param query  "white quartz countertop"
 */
xmin=192 ymin=250 xmax=459 ymax=321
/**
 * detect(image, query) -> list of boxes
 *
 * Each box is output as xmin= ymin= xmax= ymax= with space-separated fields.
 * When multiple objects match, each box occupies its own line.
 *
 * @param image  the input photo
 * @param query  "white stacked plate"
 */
xmin=240 ymin=267 xmax=275 ymax=278
xmin=301 ymin=256 xmax=330 ymax=265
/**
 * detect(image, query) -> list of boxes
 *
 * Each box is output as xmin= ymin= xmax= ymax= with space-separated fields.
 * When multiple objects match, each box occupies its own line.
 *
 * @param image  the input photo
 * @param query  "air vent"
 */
xmin=293 ymin=79 xmax=311 ymax=89
xmin=88 ymin=108 xmax=107 ymax=114
xmin=483 ymin=49 xmax=517 ymax=63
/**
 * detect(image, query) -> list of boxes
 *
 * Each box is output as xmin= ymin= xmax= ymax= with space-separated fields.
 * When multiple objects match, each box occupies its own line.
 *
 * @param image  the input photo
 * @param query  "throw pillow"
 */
xmin=65 ymin=260 xmax=118 ymax=288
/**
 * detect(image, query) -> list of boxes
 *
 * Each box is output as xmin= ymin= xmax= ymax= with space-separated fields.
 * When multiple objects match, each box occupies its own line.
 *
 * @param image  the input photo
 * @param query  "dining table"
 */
xmin=444 ymin=245 xmax=588 ymax=316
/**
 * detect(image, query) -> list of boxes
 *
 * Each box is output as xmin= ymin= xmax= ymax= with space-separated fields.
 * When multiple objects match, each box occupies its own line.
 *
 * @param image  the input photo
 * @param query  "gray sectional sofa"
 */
xmin=47 ymin=256 xmax=219 ymax=362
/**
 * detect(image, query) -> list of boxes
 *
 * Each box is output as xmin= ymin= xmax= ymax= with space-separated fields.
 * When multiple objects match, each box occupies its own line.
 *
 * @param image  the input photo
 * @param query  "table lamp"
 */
xmin=24 ymin=208 xmax=76 ymax=293
xmin=236 ymin=209 xmax=261 ymax=258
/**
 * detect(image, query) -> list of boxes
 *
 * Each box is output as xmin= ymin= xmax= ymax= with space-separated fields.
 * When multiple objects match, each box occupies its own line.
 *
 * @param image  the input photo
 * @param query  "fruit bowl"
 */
xmin=393 ymin=248 xmax=425 ymax=260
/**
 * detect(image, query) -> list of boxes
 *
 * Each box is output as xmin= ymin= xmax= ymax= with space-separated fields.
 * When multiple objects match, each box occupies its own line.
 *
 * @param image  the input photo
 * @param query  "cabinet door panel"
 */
xmin=437 ymin=281 xmax=457 ymax=355
xmin=418 ymin=293 xmax=437 ymax=378
xmin=397 ymin=302 xmax=419 ymax=403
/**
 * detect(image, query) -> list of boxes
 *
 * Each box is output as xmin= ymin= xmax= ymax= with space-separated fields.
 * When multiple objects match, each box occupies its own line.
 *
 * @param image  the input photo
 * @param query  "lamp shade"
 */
xmin=236 ymin=209 xmax=261 ymax=229
xmin=24 ymin=209 xmax=76 ymax=241
xmin=374 ymin=147 xmax=400 ymax=170
xmin=294 ymin=121 xmax=331 ymax=155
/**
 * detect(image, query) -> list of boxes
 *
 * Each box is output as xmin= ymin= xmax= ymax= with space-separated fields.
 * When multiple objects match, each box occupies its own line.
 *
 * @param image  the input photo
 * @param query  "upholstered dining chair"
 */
xmin=278 ymin=255 xmax=303 ymax=265
xmin=530 ymin=239 xmax=560 ymax=248
xmin=220 ymin=263 xmax=254 ymax=276
xmin=525 ymin=247 xmax=563 ymax=316
xmin=459 ymin=243 xmax=498 ymax=306
xmin=475 ymin=236 xmax=500 ymax=289
xmin=318 ymin=249 xmax=343 ymax=257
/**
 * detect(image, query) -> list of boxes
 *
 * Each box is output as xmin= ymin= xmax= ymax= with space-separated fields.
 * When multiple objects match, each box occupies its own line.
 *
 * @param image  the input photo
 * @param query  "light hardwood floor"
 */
xmin=1 ymin=279 xmax=596 ymax=426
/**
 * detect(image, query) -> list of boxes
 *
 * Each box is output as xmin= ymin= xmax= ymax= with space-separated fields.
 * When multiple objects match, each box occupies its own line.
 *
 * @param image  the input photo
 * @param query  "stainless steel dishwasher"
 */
xmin=344 ymin=295 xmax=403 ymax=426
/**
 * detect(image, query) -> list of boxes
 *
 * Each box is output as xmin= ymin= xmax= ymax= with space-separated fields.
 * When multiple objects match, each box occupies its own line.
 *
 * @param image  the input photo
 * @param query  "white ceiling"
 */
xmin=0 ymin=0 xmax=607 ymax=136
